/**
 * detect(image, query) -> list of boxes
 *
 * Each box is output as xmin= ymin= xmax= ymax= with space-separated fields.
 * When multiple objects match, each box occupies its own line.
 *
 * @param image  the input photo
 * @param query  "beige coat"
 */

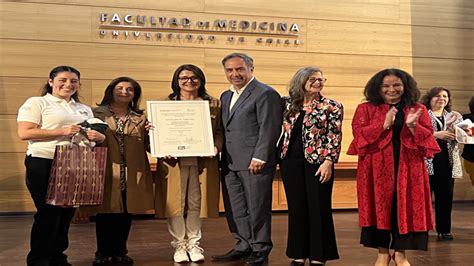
xmin=92 ymin=106 xmax=155 ymax=214
xmin=154 ymin=99 xmax=223 ymax=218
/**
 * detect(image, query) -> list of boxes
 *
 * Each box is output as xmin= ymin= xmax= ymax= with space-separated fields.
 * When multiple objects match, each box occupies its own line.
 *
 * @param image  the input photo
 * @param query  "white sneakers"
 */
xmin=173 ymin=242 xmax=189 ymax=263
xmin=173 ymin=242 xmax=205 ymax=263
xmin=187 ymin=243 xmax=205 ymax=262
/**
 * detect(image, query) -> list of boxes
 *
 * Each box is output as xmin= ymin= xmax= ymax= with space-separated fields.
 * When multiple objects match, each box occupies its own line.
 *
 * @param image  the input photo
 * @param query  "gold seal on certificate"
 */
xmin=147 ymin=100 xmax=215 ymax=157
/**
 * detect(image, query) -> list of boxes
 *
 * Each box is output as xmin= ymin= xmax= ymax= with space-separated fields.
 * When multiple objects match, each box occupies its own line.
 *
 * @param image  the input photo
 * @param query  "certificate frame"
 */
xmin=147 ymin=100 xmax=215 ymax=157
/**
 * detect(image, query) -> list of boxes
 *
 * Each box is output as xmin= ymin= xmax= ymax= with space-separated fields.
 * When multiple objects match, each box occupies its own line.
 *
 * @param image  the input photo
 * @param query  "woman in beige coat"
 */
xmin=154 ymin=64 xmax=223 ymax=263
xmin=92 ymin=77 xmax=154 ymax=265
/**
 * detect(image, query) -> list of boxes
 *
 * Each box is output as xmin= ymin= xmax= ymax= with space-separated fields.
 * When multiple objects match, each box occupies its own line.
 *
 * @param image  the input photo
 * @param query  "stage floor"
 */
xmin=1 ymin=203 xmax=473 ymax=265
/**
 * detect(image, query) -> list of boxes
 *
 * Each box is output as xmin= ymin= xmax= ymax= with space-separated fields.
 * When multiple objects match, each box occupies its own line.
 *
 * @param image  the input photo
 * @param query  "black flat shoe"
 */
xmin=438 ymin=233 xmax=454 ymax=241
xmin=290 ymin=260 xmax=305 ymax=266
xmin=92 ymin=254 xmax=111 ymax=266
xmin=111 ymin=254 xmax=134 ymax=264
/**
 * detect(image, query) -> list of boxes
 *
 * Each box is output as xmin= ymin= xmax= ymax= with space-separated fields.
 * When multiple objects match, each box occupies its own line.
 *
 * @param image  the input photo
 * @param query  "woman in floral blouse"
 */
xmin=348 ymin=69 xmax=439 ymax=266
xmin=279 ymin=66 xmax=343 ymax=265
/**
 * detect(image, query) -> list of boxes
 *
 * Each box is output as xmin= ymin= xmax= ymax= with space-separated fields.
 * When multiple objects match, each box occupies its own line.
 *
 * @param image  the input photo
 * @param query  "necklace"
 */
xmin=431 ymin=109 xmax=444 ymax=117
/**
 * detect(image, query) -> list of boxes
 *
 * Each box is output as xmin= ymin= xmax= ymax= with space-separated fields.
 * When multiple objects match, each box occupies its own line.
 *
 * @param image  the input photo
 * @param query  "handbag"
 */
xmin=46 ymin=140 xmax=107 ymax=207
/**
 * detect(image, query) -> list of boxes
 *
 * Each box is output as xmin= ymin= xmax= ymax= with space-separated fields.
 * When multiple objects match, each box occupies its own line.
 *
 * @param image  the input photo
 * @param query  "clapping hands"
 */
xmin=406 ymin=108 xmax=422 ymax=128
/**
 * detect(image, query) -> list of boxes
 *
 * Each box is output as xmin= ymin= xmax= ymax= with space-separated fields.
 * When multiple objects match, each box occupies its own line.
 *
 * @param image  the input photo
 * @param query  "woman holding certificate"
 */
xmin=155 ymin=64 xmax=223 ymax=263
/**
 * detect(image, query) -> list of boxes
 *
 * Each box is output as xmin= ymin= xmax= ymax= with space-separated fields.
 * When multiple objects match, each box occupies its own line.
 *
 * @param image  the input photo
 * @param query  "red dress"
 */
xmin=348 ymin=102 xmax=439 ymax=234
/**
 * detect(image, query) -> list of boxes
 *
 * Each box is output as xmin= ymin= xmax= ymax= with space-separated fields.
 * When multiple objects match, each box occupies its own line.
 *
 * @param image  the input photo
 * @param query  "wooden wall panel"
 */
xmin=18 ymin=0 xmax=205 ymax=12
xmin=205 ymin=0 xmax=405 ymax=24
xmin=0 ymin=116 xmax=27 ymax=153
xmin=0 ymin=40 xmax=206 ymax=81
xmin=0 ymin=153 xmax=35 ymax=212
xmin=0 ymin=2 xmax=92 ymax=41
xmin=331 ymin=180 xmax=358 ymax=209
xmin=20 ymin=0 xmax=407 ymax=24
xmin=411 ymin=0 xmax=474 ymax=28
xmin=1 ymin=39 xmax=404 ymax=88
xmin=412 ymin=58 xmax=474 ymax=89
xmin=307 ymin=20 xmax=412 ymax=57
xmin=412 ymin=26 xmax=474 ymax=60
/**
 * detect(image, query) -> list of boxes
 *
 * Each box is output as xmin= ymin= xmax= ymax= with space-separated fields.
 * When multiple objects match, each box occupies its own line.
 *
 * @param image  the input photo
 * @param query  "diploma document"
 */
xmin=147 ymin=100 xmax=215 ymax=157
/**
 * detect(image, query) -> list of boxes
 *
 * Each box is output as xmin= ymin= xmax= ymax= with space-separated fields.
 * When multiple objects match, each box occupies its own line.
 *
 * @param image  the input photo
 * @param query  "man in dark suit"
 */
xmin=211 ymin=53 xmax=282 ymax=265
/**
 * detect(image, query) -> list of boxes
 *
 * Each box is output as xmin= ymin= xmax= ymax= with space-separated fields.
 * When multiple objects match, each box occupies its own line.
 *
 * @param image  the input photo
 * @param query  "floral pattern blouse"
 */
xmin=110 ymin=107 xmax=131 ymax=191
xmin=280 ymin=96 xmax=343 ymax=164
xmin=426 ymin=109 xmax=463 ymax=178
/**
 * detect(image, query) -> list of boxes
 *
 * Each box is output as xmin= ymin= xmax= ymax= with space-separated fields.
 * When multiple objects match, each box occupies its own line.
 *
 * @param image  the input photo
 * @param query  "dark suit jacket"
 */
xmin=220 ymin=78 xmax=282 ymax=171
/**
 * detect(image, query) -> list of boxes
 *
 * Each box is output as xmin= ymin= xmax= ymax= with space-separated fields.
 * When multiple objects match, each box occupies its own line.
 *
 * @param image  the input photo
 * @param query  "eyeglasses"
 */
xmin=308 ymin=77 xmax=327 ymax=84
xmin=178 ymin=77 xmax=200 ymax=82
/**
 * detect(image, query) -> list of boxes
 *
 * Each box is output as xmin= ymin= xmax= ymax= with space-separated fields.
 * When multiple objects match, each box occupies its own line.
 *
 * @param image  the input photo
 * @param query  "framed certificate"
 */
xmin=147 ymin=100 xmax=215 ymax=157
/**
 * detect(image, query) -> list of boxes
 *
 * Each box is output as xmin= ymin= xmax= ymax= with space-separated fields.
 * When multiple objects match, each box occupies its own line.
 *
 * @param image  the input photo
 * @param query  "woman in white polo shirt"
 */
xmin=17 ymin=65 xmax=105 ymax=266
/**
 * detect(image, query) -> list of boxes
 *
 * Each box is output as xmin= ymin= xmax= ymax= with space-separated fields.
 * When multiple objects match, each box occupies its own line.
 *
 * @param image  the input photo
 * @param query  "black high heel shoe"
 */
xmin=437 ymin=233 xmax=454 ymax=241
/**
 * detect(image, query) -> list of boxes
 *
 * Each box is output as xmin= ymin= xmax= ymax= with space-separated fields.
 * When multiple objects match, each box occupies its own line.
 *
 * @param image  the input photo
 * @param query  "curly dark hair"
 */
xmin=364 ymin=68 xmax=420 ymax=106
xmin=169 ymin=64 xmax=211 ymax=101
xmin=421 ymin=86 xmax=452 ymax=112
xmin=97 ymin=76 xmax=143 ymax=114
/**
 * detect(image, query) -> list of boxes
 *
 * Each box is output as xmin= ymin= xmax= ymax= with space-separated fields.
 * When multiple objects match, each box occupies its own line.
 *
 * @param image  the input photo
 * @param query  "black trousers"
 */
xmin=430 ymin=139 xmax=455 ymax=234
xmin=360 ymin=226 xmax=428 ymax=251
xmin=429 ymin=174 xmax=455 ymax=234
xmin=95 ymin=191 xmax=132 ymax=256
xmin=25 ymin=155 xmax=76 ymax=266
xmin=280 ymin=158 xmax=339 ymax=261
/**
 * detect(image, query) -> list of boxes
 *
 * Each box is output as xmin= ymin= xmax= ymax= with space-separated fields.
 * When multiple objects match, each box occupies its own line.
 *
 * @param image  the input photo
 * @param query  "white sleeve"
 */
xmin=17 ymin=97 xmax=44 ymax=124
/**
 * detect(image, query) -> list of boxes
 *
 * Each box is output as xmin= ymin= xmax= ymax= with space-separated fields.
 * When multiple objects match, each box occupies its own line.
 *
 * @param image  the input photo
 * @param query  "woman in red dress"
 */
xmin=348 ymin=68 xmax=439 ymax=266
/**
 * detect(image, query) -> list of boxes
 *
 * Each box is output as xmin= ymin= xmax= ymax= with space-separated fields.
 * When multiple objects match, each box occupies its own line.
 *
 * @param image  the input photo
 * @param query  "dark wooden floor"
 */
xmin=1 ymin=203 xmax=473 ymax=265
